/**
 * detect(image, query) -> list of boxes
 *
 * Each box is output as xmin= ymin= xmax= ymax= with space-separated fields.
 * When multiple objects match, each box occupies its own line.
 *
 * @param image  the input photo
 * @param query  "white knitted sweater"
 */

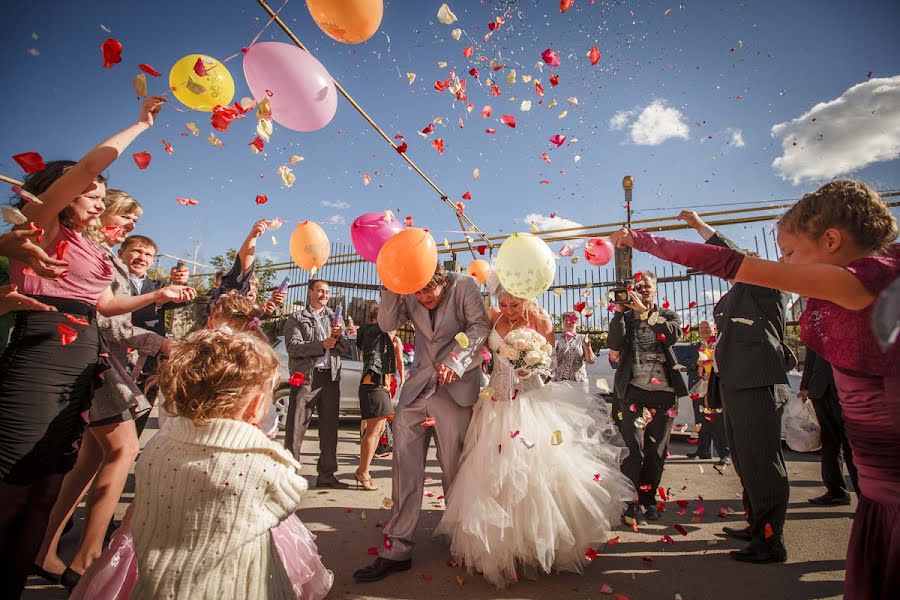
xmin=131 ymin=416 xmax=308 ymax=599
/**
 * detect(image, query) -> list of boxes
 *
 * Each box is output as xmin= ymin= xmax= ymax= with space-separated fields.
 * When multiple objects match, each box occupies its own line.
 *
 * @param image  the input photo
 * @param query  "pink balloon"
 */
xmin=584 ymin=237 xmax=615 ymax=266
xmin=351 ymin=212 xmax=405 ymax=263
xmin=243 ymin=41 xmax=337 ymax=132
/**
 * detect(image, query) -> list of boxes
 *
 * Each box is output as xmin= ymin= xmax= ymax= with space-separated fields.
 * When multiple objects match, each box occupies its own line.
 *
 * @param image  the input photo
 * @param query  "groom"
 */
xmin=353 ymin=265 xmax=490 ymax=583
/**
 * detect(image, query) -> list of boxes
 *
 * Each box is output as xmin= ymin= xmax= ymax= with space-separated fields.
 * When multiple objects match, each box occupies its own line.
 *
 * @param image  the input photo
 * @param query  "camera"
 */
xmin=609 ymin=280 xmax=634 ymax=304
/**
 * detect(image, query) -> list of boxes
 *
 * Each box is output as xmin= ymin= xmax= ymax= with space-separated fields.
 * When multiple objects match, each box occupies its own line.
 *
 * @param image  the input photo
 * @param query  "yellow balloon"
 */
xmin=289 ymin=221 xmax=331 ymax=270
xmin=169 ymin=54 xmax=235 ymax=112
xmin=495 ymin=232 xmax=556 ymax=299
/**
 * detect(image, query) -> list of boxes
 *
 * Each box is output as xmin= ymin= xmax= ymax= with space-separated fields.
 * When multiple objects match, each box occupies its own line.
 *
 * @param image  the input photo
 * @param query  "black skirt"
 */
xmin=0 ymin=296 xmax=106 ymax=484
xmin=358 ymin=383 xmax=393 ymax=420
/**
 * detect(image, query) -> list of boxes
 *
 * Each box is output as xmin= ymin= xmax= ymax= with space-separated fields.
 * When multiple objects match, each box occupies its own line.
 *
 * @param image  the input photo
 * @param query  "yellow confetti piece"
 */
xmin=271 ymin=235 xmax=278 ymax=246
xmin=520 ymin=100 xmax=532 ymax=111
xmin=443 ymin=237 xmax=451 ymax=250
xmin=132 ymin=73 xmax=147 ymax=97
xmin=595 ymin=378 xmax=611 ymax=393
xmin=406 ymin=72 xmax=416 ymax=85
xmin=456 ymin=576 xmax=465 ymax=586
xmin=257 ymin=97 xmax=271 ymax=120
xmin=570 ymin=257 xmax=579 ymax=264
xmin=530 ymin=222 xmax=540 ymax=233
xmin=567 ymin=96 xmax=579 ymax=106
xmin=507 ymin=69 xmax=517 ymax=85
xmin=256 ymin=118 xmax=273 ymax=142
xmin=738 ymin=40 xmax=743 ymax=49
xmin=664 ymin=7 xmax=672 ymax=16
xmin=451 ymin=27 xmax=462 ymax=41
xmin=472 ymin=168 xmax=480 ymax=180
xmin=360 ymin=511 xmax=367 ymax=520
xmin=640 ymin=311 xmax=649 ymax=321
xmin=381 ymin=497 xmax=394 ymax=509
xmin=185 ymin=122 xmax=199 ymax=136
xmin=552 ymin=287 xmax=564 ymax=297
xmin=310 ymin=266 xmax=318 ymax=277
xmin=437 ymin=61 xmax=447 ymax=68
xmin=288 ymin=155 xmax=304 ymax=164
xmin=454 ymin=332 xmax=470 ymax=349
xmin=478 ymin=387 xmax=494 ymax=399
xmin=548 ymin=98 xmax=558 ymax=109
xmin=522 ymin=74 xmax=533 ymax=83
xmin=207 ymin=132 xmax=223 ymax=147
xmin=2 ymin=206 xmax=28 ymax=226
xmin=550 ymin=430 xmax=563 ymax=445
xmin=558 ymin=110 xmax=568 ymax=119
xmin=433 ymin=116 xmax=444 ymax=125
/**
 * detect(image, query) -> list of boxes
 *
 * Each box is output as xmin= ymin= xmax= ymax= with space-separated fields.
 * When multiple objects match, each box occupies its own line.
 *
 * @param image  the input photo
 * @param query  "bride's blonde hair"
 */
xmin=495 ymin=285 xmax=548 ymax=324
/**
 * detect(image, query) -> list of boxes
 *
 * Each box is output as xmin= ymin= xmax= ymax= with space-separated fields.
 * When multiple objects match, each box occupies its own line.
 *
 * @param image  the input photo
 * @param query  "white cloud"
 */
xmin=729 ymin=128 xmax=745 ymax=148
xmin=322 ymin=199 xmax=350 ymax=209
xmin=523 ymin=213 xmax=589 ymax=247
xmin=771 ymin=76 xmax=900 ymax=184
xmin=609 ymin=99 xmax=690 ymax=145
xmin=325 ymin=214 xmax=346 ymax=225
xmin=609 ymin=110 xmax=634 ymax=131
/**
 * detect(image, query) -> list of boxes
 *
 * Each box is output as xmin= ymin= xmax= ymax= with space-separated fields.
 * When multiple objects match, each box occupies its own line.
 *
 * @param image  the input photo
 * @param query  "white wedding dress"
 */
xmin=434 ymin=325 xmax=635 ymax=588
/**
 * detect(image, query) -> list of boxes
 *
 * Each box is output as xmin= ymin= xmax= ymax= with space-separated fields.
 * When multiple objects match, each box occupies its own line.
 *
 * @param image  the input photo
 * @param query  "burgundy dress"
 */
xmin=800 ymin=248 xmax=899 ymax=600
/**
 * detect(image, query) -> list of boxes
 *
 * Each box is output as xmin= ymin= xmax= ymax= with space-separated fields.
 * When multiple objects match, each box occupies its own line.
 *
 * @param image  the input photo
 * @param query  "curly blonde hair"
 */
xmin=778 ymin=179 xmax=898 ymax=253
xmin=158 ymin=329 xmax=278 ymax=423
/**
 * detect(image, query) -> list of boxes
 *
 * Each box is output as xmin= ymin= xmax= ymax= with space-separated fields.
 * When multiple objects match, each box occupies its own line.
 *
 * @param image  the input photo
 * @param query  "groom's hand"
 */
xmin=436 ymin=363 xmax=459 ymax=385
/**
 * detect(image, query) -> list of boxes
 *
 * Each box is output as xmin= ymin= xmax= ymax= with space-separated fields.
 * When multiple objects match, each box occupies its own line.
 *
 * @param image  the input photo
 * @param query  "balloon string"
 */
xmin=222 ymin=0 xmax=290 ymax=63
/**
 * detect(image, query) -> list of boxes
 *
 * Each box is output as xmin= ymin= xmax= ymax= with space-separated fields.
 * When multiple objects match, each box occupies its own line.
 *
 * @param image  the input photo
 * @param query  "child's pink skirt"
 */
xmin=70 ymin=513 xmax=332 ymax=599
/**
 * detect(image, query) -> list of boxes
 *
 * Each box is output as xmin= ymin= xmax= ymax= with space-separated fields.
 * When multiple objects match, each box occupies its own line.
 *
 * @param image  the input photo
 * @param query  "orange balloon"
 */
xmin=377 ymin=228 xmax=437 ymax=294
xmin=467 ymin=259 xmax=491 ymax=285
xmin=306 ymin=0 xmax=384 ymax=44
xmin=289 ymin=220 xmax=330 ymax=270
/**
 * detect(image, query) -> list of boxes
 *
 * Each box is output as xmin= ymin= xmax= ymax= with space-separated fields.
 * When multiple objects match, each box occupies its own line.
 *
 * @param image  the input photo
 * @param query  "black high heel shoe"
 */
xmin=61 ymin=567 xmax=82 ymax=591
xmin=31 ymin=563 xmax=62 ymax=584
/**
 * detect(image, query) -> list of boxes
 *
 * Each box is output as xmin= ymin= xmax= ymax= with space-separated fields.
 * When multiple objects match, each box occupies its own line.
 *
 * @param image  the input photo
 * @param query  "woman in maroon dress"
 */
xmin=610 ymin=179 xmax=898 ymax=600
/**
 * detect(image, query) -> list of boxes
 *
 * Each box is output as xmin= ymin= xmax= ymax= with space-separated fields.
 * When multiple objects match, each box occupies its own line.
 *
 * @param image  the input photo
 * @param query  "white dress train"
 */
xmin=434 ymin=326 xmax=635 ymax=588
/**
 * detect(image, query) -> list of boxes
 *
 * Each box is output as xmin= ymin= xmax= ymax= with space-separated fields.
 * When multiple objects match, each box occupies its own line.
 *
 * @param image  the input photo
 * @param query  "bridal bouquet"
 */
xmin=498 ymin=328 xmax=553 ymax=375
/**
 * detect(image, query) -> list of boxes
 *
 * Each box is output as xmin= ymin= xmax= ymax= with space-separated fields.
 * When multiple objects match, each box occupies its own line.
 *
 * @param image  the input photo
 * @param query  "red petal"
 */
xmin=485 ymin=128 xmax=496 ymax=134
xmin=193 ymin=57 xmax=209 ymax=77
xmin=500 ymin=114 xmax=516 ymax=128
xmin=674 ymin=524 xmax=688 ymax=536
xmin=433 ymin=79 xmax=447 ymax=92
xmin=58 ymin=323 xmax=78 ymax=346
xmin=28 ymin=221 xmax=44 ymax=244
xmin=100 ymin=38 xmax=123 ymax=69
xmin=490 ymin=85 xmax=501 ymax=96
xmin=162 ymin=140 xmax=174 ymax=155
xmin=561 ymin=0 xmax=575 ymax=13
xmin=584 ymin=547 xmax=598 ymax=562
xmin=176 ymin=197 xmax=198 ymax=206
xmin=682 ymin=324 xmax=691 ymax=335
xmin=549 ymin=134 xmax=567 ymax=147
xmin=590 ymin=45 xmax=602 ymax=65
xmin=421 ymin=123 xmax=435 ymax=135
xmin=634 ymin=272 xmax=642 ymax=282
xmin=421 ymin=417 xmax=436 ymax=428
xmin=461 ymin=191 xmax=472 ymax=200
xmin=255 ymin=194 xmax=268 ymax=205
xmin=468 ymin=67 xmax=479 ymax=78
xmin=394 ymin=134 xmax=408 ymax=154
xmin=549 ymin=73 xmax=560 ymax=87
xmin=138 ymin=63 xmax=161 ymax=77
xmin=477 ymin=245 xmax=486 ymax=255
xmin=656 ymin=333 xmax=667 ymax=342
xmin=367 ymin=547 xmax=378 ymax=555
xmin=463 ymin=46 xmax=474 ymax=58
xmin=658 ymin=486 xmax=668 ymax=501
xmin=13 ymin=152 xmax=46 ymax=173
xmin=574 ymin=301 xmax=587 ymax=313
xmin=642 ymin=556 xmax=654 ymax=563
xmin=288 ymin=372 xmax=306 ymax=387
xmin=249 ymin=137 xmax=265 ymax=152
xmin=431 ymin=139 xmax=445 ymax=154
xmin=481 ymin=105 xmax=492 ymax=118
xmin=132 ymin=151 xmax=151 ymax=169
xmin=606 ymin=535 xmax=620 ymax=547
xmin=541 ymin=48 xmax=561 ymax=67
xmin=404 ymin=216 xmax=413 ymax=227
xmin=688 ymin=301 xmax=697 ymax=308
xmin=55 ymin=240 xmax=69 ymax=260
xmin=534 ymin=81 xmax=545 ymax=96
xmin=662 ymin=299 xmax=671 ymax=309
xmin=64 ymin=313 xmax=90 ymax=326
xmin=764 ymin=523 xmax=774 ymax=539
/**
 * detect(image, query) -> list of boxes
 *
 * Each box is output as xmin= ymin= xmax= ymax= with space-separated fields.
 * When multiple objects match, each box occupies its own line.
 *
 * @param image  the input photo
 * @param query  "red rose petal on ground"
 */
xmin=606 ymin=536 xmax=620 ymax=547
xmin=138 ymin=63 xmax=161 ymax=77
xmin=674 ymin=524 xmax=688 ymax=536
xmin=58 ymin=323 xmax=78 ymax=345
xmin=658 ymin=487 xmax=668 ymax=501
xmin=65 ymin=313 xmax=90 ymax=326
xmin=255 ymin=195 xmax=268 ymax=205
xmin=13 ymin=152 xmax=46 ymax=173
xmin=100 ymin=38 xmax=123 ymax=68
xmin=584 ymin=547 xmax=598 ymax=562
xmin=642 ymin=556 xmax=654 ymax=563
xmin=288 ymin=372 xmax=306 ymax=386
xmin=660 ymin=534 xmax=675 ymax=544
xmin=132 ymin=151 xmax=151 ymax=169
xmin=590 ymin=45 xmax=602 ymax=65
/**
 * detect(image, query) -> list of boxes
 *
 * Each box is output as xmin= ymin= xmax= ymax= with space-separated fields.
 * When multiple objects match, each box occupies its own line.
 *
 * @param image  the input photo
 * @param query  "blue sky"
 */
xmin=2 ymin=0 xmax=899 ymax=270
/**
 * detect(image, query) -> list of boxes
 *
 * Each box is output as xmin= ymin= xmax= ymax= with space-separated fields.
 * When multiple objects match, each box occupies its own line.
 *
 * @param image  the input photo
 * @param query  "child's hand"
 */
xmin=138 ymin=96 xmax=166 ymax=128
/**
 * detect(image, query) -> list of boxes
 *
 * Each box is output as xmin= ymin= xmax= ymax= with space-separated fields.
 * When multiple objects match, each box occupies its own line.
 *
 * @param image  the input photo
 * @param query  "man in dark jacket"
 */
xmin=800 ymin=348 xmax=858 ymax=504
xmin=678 ymin=210 xmax=794 ymax=564
xmin=608 ymin=270 xmax=687 ymax=524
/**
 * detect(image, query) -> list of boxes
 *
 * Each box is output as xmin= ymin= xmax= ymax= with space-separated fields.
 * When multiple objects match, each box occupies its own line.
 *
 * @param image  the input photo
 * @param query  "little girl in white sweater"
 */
xmin=71 ymin=328 xmax=332 ymax=599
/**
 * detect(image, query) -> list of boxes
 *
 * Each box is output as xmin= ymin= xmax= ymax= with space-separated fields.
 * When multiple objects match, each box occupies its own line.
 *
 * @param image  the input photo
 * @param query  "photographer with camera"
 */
xmin=608 ymin=270 xmax=687 ymax=525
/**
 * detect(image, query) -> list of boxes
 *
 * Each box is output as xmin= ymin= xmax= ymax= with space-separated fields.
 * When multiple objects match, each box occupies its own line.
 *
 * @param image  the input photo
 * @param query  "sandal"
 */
xmin=355 ymin=471 xmax=378 ymax=491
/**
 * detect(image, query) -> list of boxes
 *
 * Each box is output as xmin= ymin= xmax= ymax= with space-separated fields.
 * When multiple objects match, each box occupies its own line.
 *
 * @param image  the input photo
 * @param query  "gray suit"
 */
xmin=283 ymin=305 xmax=350 ymax=474
xmin=376 ymin=272 xmax=490 ymax=561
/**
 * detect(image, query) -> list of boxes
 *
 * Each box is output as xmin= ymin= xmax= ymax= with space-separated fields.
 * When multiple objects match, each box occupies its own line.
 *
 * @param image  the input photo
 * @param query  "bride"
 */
xmin=434 ymin=284 xmax=635 ymax=588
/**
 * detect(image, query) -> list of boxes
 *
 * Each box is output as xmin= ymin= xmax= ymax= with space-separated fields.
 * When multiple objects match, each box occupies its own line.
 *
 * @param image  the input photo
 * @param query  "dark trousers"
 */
xmin=697 ymin=410 xmax=730 ymax=459
xmin=285 ymin=370 xmax=340 ymax=477
xmin=723 ymin=383 xmax=789 ymax=547
xmin=618 ymin=385 xmax=677 ymax=506
xmin=811 ymin=385 xmax=859 ymax=496
xmin=134 ymin=384 xmax=159 ymax=438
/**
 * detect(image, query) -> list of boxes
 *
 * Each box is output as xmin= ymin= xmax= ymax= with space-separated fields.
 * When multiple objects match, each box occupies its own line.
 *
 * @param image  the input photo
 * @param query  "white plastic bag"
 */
xmin=785 ymin=397 xmax=821 ymax=452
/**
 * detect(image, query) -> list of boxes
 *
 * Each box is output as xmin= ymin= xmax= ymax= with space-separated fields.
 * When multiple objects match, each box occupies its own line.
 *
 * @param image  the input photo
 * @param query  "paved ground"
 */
xmin=26 ymin=415 xmax=852 ymax=600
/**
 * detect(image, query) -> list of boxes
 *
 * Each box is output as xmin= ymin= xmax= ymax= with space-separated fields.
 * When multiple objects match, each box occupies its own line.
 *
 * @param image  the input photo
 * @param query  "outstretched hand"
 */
xmin=677 ymin=210 xmax=706 ymax=230
xmin=138 ymin=96 xmax=166 ymax=128
xmin=0 ymin=229 xmax=68 ymax=278
xmin=609 ymin=227 xmax=636 ymax=249
xmin=0 ymin=284 xmax=57 ymax=315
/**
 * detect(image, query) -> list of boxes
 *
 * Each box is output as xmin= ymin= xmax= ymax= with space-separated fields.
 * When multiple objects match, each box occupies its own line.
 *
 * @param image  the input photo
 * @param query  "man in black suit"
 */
xmin=679 ymin=210 xmax=793 ymax=564
xmin=800 ymin=348 xmax=858 ymax=505
xmin=608 ymin=270 xmax=688 ymax=524
xmin=120 ymin=235 xmax=190 ymax=435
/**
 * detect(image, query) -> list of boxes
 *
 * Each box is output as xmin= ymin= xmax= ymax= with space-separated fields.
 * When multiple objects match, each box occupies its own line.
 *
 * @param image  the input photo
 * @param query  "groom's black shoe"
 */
xmin=722 ymin=526 xmax=752 ymax=541
xmin=730 ymin=542 xmax=787 ymax=564
xmin=316 ymin=474 xmax=350 ymax=489
xmin=353 ymin=557 xmax=412 ymax=583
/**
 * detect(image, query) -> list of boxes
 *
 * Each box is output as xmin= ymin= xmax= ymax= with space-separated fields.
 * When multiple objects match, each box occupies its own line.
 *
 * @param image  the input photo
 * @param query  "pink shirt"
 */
xmin=10 ymin=225 xmax=114 ymax=305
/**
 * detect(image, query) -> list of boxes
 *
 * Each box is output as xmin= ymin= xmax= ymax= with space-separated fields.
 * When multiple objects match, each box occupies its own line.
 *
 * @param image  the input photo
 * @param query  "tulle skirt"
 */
xmin=71 ymin=513 xmax=333 ymax=600
xmin=434 ymin=380 xmax=635 ymax=588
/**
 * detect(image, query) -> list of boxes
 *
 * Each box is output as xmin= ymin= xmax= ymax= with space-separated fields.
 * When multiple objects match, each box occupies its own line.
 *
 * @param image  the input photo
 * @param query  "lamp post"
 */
xmin=615 ymin=175 xmax=634 ymax=283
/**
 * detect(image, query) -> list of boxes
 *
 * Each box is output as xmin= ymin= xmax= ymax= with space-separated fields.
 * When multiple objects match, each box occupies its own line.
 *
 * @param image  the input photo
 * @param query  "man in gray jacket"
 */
xmin=283 ymin=279 xmax=351 ymax=488
xmin=354 ymin=266 xmax=490 ymax=583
